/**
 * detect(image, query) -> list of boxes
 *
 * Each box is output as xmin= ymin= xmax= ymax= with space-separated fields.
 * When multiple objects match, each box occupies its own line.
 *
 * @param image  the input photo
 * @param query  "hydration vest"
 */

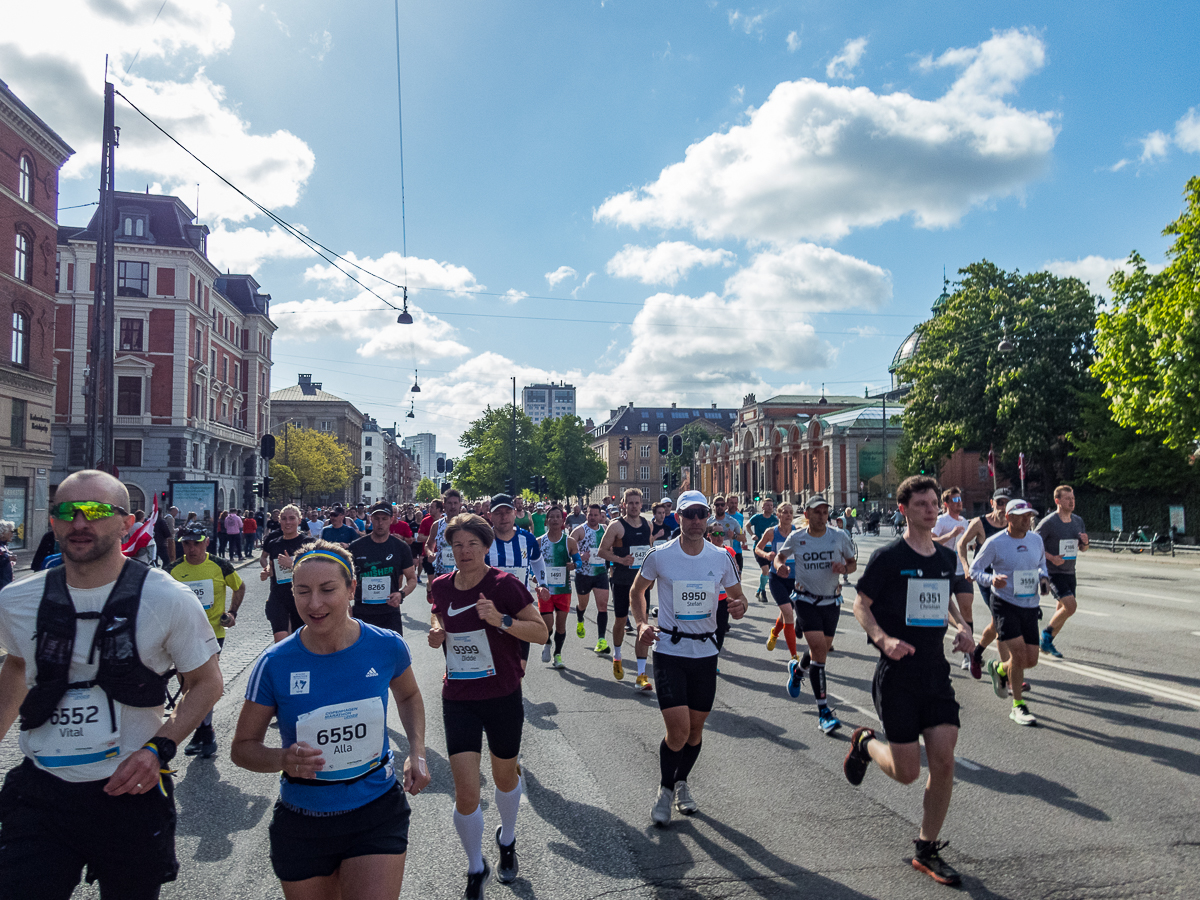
xmin=19 ymin=563 xmax=169 ymax=732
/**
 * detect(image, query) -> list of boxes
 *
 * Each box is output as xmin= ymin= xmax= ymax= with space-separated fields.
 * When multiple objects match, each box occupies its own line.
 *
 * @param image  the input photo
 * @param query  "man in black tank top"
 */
xmin=957 ymin=490 xmax=1011 ymax=680
xmin=597 ymin=488 xmax=655 ymax=691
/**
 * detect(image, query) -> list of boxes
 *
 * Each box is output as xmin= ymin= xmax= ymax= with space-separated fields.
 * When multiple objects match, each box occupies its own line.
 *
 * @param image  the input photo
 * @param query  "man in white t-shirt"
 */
xmin=931 ymin=486 xmax=976 ymax=674
xmin=0 ymin=470 xmax=222 ymax=900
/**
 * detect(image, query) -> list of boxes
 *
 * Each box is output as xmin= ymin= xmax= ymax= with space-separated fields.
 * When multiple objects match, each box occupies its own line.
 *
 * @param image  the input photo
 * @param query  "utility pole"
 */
xmin=86 ymin=82 xmax=117 ymax=470
xmin=511 ymin=377 xmax=517 ymax=493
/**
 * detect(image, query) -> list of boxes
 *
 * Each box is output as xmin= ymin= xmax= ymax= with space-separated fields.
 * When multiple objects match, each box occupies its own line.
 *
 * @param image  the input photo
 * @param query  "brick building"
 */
xmin=1 ymin=80 xmax=73 ymax=548
xmin=270 ymin=375 xmax=363 ymax=505
xmin=52 ymin=191 xmax=277 ymax=515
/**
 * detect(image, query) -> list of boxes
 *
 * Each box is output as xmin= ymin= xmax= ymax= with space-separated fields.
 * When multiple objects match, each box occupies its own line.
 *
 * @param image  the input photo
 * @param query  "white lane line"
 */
xmin=955 ymin=757 xmax=981 ymax=771
xmin=1082 ymin=585 xmax=1194 ymax=604
xmin=1191 ymin=631 xmax=1200 ymax=637
xmin=1039 ymin=603 xmax=1109 ymax=617
xmin=1037 ymin=657 xmax=1200 ymax=709
xmin=827 ymin=691 xmax=879 ymax=725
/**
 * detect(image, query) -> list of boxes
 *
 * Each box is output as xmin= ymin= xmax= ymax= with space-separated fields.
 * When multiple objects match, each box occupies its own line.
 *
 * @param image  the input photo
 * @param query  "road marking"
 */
xmin=827 ymin=691 xmax=879 ymax=724
xmin=1036 ymin=657 xmax=1200 ymax=709
xmin=1039 ymin=603 xmax=1109 ymax=617
xmin=1082 ymin=585 xmax=1194 ymax=604
xmin=955 ymin=757 xmax=981 ymax=771
xmin=1192 ymin=631 xmax=1200 ymax=637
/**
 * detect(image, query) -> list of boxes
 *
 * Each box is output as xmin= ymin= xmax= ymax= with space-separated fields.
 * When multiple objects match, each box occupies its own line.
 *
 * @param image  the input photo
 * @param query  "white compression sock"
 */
xmin=636 ymin=657 xmax=647 ymax=676
xmin=453 ymin=805 xmax=486 ymax=874
xmin=494 ymin=782 xmax=522 ymax=846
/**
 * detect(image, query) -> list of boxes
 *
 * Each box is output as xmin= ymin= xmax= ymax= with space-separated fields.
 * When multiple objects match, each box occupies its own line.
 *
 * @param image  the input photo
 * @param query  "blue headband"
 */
xmin=293 ymin=549 xmax=353 ymax=579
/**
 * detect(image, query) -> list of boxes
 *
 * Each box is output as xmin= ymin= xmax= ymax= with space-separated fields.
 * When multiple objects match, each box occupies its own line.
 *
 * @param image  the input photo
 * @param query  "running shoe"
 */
xmin=786 ymin=659 xmax=804 ymax=699
xmin=960 ymin=653 xmax=971 ymax=670
xmin=986 ymin=659 xmax=1007 ymax=698
xmin=635 ymin=674 xmax=653 ymax=692
xmin=200 ymin=737 xmax=218 ymax=759
xmin=1009 ymin=702 xmax=1037 ymax=726
xmin=766 ymin=629 xmax=778 ymax=651
xmin=651 ymin=785 xmax=673 ymax=826
xmin=755 ymin=589 xmax=766 ymax=602
xmin=970 ymin=646 xmax=984 ymax=680
xmin=576 ymin=621 xmax=586 ymax=639
xmin=911 ymin=840 xmax=962 ymax=886
xmin=1040 ymin=630 xmax=1063 ymax=658
xmin=593 ymin=639 xmax=610 ymax=654
xmin=184 ymin=734 xmax=206 ymax=756
xmin=495 ymin=826 xmax=518 ymax=884
xmin=818 ymin=708 xmax=841 ymax=734
xmin=674 ymin=781 xmax=698 ymax=815
xmin=541 ymin=644 xmax=552 ymax=664
xmin=613 ymin=659 xmax=625 ymax=680
xmin=552 ymin=654 xmax=566 ymax=669
xmin=463 ymin=860 xmax=492 ymax=900
xmin=843 ymin=727 xmax=874 ymax=786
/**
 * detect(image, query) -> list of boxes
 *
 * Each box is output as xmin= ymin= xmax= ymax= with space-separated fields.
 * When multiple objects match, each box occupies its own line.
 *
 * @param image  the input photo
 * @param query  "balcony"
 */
xmin=189 ymin=417 xmax=257 ymax=448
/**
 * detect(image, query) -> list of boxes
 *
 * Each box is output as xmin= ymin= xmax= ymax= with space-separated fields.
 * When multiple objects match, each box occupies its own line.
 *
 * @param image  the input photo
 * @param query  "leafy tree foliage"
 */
xmin=452 ymin=405 xmax=539 ymax=499
xmin=415 ymin=477 xmax=439 ymax=502
xmin=537 ymin=414 xmax=607 ymax=501
xmin=895 ymin=261 xmax=1097 ymax=489
xmin=267 ymin=462 xmax=299 ymax=502
xmin=1068 ymin=392 xmax=1199 ymax=492
xmin=1094 ymin=177 xmax=1200 ymax=453
xmin=274 ymin=426 xmax=355 ymax=504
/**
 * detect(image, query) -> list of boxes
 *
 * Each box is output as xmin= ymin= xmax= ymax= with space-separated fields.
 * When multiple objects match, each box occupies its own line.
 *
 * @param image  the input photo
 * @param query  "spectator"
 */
xmin=0 ymin=520 xmax=14 ymax=590
xmin=242 ymin=508 xmax=259 ymax=553
xmin=224 ymin=508 xmax=244 ymax=560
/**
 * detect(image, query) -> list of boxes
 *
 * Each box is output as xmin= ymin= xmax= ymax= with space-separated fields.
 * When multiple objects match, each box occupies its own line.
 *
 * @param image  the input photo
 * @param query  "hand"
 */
xmin=619 ymin=555 xmax=634 ymax=567
xmin=428 ymin=626 xmax=445 ymax=649
xmin=727 ymin=597 xmax=748 ymax=619
xmin=220 ymin=611 xmax=236 ymax=627
xmin=951 ymin=628 xmax=975 ymax=654
xmin=259 ymin=568 xmax=271 ymax=582
xmin=403 ymin=754 xmax=431 ymax=795
xmin=636 ymin=622 xmax=658 ymax=646
xmin=278 ymin=552 xmax=294 ymax=571
xmin=1046 ymin=554 xmax=1064 ymax=567
xmin=104 ymin=747 xmax=162 ymax=795
xmin=992 ymin=574 xmax=1009 ymax=589
xmin=831 ymin=561 xmax=847 ymax=575
xmin=388 ymin=591 xmax=404 ymax=608
xmin=476 ymin=593 xmax=501 ymax=626
xmin=1078 ymin=533 xmax=1089 ymax=548
xmin=951 ymin=525 xmax=965 ymax=537
xmin=880 ymin=635 xmax=917 ymax=661
xmin=775 ymin=562 xmax=790 ymax=578
xmin=283 ymin=742 xmax=325 ymax=780
xmin=535 ymin=586 xmax=550 ymax=604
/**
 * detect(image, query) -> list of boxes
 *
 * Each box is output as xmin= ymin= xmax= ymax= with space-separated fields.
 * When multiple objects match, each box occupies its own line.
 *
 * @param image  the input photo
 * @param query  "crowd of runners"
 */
xmin=0 ymin=469 xmax=1091 ymax=898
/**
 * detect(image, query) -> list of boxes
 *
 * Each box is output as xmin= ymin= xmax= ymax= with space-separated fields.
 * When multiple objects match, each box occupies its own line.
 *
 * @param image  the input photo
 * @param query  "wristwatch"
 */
xmin=145 ymin=737 xmax=177 ymax=765
xmin=499 ymin=614 xmax=513 ymax=632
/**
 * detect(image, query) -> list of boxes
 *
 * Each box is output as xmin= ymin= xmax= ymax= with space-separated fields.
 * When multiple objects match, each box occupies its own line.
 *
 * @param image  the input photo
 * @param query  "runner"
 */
xmin=703 ymin=521 xmax=738 ymax=653
xmin=960 ymin=490 xmax=1010 ymax=679
xmin=724 ymin=495 xmax=746 ymax=573
xmin=844 ymin=475 xmax=975 ymax=886
xmin=597 ymin=488 xmax=655 ymax=690
xmin=659 ymin=497 xmax=678 ymax=534
xmin=322 ymin=506 xmax=360 ymax=548
xmin=630 ymin=490 xmax=746 ymax=826
xmin=756 ymin=502 xmax=797 ymax=656
xmin=0 ymin=470 xmax=223 ymax=900
xmin=747 ymin=498 xmax=779 ymax=603
xmin=970 ymin=498 xmax=1049 ymax=726
xmin=349 ymin=502 xmax=418 ymax=637
xmin=484 ymin=494 xmax=549 ymax=673
xmin=260 ymin=505 xmax=312 ymax=642
xmin=512 ymin=497 xmax=533 ymax=533
xmin=166 ymin=523 xmax=245 ymax=758
xmin=233 ymin=540 xmax=430 ymax=899
xmin=931 ymin=487 xmax=975 ymax=673
xmin=571 ymin=503 xmax=611 ymax=653
xmin=428 ymin=514 xmax=548 ymax=898
xmin=537 ymin=506 xmax=579 ymax=668
xmin=650 ymin=502 xmax=671 ymax=545
xmin=426 ymin=490 xmax=465 ymax=579
xmin=1035 ymin=485 xmax=1088 ymax=659
xmin=415 ymin=499 xmax=443 ymax=586
xmin=775 ymin=495 xmax=857 ymax=734
xmin=565 ymin=503 xmax=587 ymax=530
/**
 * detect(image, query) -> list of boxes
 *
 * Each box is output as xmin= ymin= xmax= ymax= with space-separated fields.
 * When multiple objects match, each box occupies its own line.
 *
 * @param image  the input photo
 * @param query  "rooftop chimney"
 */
xmin=711 ymin=402 xmax=717 ymax=409
xmin=671 ymin=403 xmax=677 ymax=408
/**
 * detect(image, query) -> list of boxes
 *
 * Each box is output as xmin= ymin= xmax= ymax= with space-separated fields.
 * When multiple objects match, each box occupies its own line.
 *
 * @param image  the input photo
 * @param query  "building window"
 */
xmin=117 ymin=377 xmax=142 ymax=416
xmin=119 ymin=318 xmax=143 ymax=351
xmin=364 ymin=482 xmax=371 ymax=491
xmin=640 ymin=423 xmax=648 ymax=432
xmin=365 ymin=437 xmax=372 ymax=446
xmin=659 ymin=423 xmax=667 ymax=432
xmin=10 ymin=398 xmax=25 ymax=449
xmin=639 ymin=465 xmax=649 ymax=481
xmin=639 ymin=444 xmax=650 ymax=458
xmin=18 ymin=155 xmax=32 ymax=203
xmin=320 ymin=421 xmax=331 ymax=431
xmin=14 ymin=232 xmax=30 ymax=283
xmin=364 ymin=466 xmax=372 ymax=476
xmin=194 ymin=328 xmax=202 ymax=359
xmin=113 ymin=439 xmax=142 ymax=467
xmin=364 ymin=451 xmax=372 ymax=461
xmin=619 ymin=465 xmax=627 ymax=481
xmin=116 ymin=261 xmax=150 ymax=297
xmin=11 ymin=312 xmax=28 ymax=366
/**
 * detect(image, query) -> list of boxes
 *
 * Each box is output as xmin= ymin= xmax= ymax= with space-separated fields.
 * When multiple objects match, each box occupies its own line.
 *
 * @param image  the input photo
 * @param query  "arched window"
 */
xmin=11 ymin=311 xmax=28 ymax=366
xmin=14 ymin=232 xmax=30 ymax=282
xmin=18 ymin=155 xmax=32 ymax=203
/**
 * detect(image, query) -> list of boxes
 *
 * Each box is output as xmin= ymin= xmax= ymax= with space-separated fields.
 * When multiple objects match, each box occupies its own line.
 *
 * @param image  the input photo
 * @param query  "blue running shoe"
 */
xmin=1040 ymin=629 xmax=1063 ymax=658
xmin=818 ymin=707 xmax=841 ymax=734
xmin=787 ymin=659 xmax=803 ymax=698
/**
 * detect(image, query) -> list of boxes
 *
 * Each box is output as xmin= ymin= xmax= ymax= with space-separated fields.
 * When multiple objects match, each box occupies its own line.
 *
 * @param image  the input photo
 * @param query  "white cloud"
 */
xmin=570 ymin=272 xmax=595 ymax=299
xmin=1042 ymin=255 xmax=1165 ymax=298
xmin=1140 ymin=130 xmax=1170 ymax=163
xmin=310 ymin=28 xmax=332 ymax=61
xmin=606 ymin=241 xmax=736 ymax=286
xmin=826 ymin=37 xmax=868 ymax=79
xmin=207 ymin=223 xmax=315 ymax=275
xmin=786 ymin=31 xmax=801 ymax=53
xmin=723 ymin=242 xmax=891 ymax=310
xmin=1108 ymin=159 xmax=1130 ymax=172
xmin=270 ymin=297 xmax=469 ymax=362
xmin=545 ymin=265 xmax=577 ymax=287
xmin=596 ymin=29 xmax=1056 ymax=244
xmin=728 ymin=9 xmax=765 ymax=36
xmin=1173 ymin=108 xmax=1200 ymax=153
xmin=304 ymin=250 xmax=484 ymax=298
xmin=501 ymin=289 xmax=528 ymax=304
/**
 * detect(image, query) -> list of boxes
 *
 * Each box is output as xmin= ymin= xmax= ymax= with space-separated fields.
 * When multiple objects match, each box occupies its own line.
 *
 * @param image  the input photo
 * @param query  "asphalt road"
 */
xmin=3 ymin=539 xmax=1198 ymax=899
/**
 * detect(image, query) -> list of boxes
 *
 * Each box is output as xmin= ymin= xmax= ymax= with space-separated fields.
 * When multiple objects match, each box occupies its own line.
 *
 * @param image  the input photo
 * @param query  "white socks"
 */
xmin=495 ymin=782 xmax=522 ymax=846
xmin=453 ymin=806 xmax=486 ymax=874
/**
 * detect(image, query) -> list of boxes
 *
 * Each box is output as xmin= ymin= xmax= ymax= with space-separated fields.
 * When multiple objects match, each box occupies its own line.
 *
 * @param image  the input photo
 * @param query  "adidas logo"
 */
xmin=365 ymin=667 xmax=379 ymax=677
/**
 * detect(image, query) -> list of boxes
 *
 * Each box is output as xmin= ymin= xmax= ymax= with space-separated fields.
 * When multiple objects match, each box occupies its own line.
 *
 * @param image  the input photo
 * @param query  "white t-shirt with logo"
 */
xmin=637 ymin=539 xmax=740 ymax=660
xmin=932 ymin=512 xmax=970 ymax=575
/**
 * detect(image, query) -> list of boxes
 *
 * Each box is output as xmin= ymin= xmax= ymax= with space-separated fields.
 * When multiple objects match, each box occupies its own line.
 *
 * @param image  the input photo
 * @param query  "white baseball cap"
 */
xmin=676 ymin=490 xmax=709 ymax=512
xmin=1005 ymin=499 xmax=1036 ymax=516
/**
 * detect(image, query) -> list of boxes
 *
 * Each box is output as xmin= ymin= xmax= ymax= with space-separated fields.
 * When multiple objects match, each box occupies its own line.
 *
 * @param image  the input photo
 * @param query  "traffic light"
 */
xmin=159 ymin=491 xmax=168 ymax=507
xmin=538 ymin=475 xmax=549 ymax=495
xmin=671 ymin=434 xmax=682 ymax=456
xmin=260 ymin=434 xmax=276 ymax=460
xmin=670 ymin=471 xmax=679 ymax=489
xmin=436 ymin=458 xmax=445 ymax=473
xmin=658 ymin=434 xmax=669 ymax=456
xmin=859 ymin=491 xmax=868 ymax=504
xmin=530 ymin=475 xmax=539 ymax=492
xmin=662 ymin=471 xmax=670 ymax=492
xmin=260 ymin=477 xmax=272 ymax=498
xmin=441 ymin=481 xmax=451 ymax=493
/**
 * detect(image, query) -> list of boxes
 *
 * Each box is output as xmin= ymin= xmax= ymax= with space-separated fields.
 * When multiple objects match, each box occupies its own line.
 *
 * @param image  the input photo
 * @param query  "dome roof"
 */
xmin=889 ymin=329 xmax=922 ymax=373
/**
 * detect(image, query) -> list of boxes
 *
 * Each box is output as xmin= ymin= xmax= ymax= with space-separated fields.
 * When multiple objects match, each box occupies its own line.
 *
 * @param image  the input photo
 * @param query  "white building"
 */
xmin=522 ymin=382 xmax=576 ymax=426
xmin=401 ymin=432 xmax=443 ymax=483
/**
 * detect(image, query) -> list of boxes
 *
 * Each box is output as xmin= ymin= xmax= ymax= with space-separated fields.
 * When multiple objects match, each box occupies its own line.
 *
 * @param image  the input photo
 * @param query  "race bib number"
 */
xmin=295 ymin=697 xmax=386 ymax=781
xmin=273 ymin=557 xmax=293 ymax=584
xmin=446 ymin=629 xmax=497 ymax=680
xmin=439 ymin=545 xmax=456 ymax=567
xmin=1059 ymin=539 xmax=1078 ymax=561
xmin=496 ymin=566 xmax=528 ymax=586
xmin=673 ymin=580 xmax=716 ymax=621
xmin=185 ymin=579 xmax=213 ymax=610
xmin=630 ymin=545 xmax=651 ymax=569
xmin=1014 ymin=569 xmax=1039 ymax=598
xmin=546 ymin=565 xmax=568 ymax=588
xmin=905 ymin=579 xmax=949 ymax=627
xmin=361 ymin=575 xmax=391 ymax=604
xmin=26 ymin=686 xmax=121 ymax=768
xmin=582 ymin=551 xmax=605 ymax=572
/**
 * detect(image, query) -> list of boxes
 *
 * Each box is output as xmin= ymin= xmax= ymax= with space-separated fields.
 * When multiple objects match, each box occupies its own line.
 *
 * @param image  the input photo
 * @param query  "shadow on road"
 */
xmin=952 ymin=759 xmax=1109 ymax=820
xmin=175 ymin=758 xmax=272 ymax=862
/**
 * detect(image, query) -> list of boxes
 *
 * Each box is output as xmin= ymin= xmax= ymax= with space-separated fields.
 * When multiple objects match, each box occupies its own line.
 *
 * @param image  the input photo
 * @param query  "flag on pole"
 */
xmin=987 ymin=446 xmax=995 ymax=478
xmin=122 ymin=491 xmax=158 ymax=558
xmin=1018 ymin=452 xmax=1025 ymax=481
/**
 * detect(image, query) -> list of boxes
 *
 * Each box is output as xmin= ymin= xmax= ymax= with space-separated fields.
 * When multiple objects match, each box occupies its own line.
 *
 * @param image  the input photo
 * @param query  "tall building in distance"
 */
xmin=270 ymin=374 xmax=363 ymax=504
xmin=522 ymin=382 xmax=575 ymax=426
xmin=401 ymin=432 xmax=444 ymax=483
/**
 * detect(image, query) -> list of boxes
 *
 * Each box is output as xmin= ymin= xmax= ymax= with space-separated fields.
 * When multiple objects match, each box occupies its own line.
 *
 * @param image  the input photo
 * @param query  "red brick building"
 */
xmin=0 ymin=79 xmax=73 ymax=548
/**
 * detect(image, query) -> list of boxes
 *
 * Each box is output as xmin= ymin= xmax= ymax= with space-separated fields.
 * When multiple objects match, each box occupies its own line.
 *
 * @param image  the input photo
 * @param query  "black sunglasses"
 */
xmin=680 ymin=507 xmax=710 ymax=520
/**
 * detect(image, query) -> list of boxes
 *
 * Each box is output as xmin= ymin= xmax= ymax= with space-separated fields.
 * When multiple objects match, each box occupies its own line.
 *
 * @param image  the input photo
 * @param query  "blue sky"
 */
xmin=7 ymin=1 xmax=1199 ymax=455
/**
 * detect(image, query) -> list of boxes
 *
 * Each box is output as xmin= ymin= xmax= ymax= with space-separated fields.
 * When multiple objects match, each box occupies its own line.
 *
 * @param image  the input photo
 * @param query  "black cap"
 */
xmin=331 ymin=505 xmax=345 ymax=516
xmin=368 ymin=501 xmax=392 ymax=515
xmin=490 ymin=493 xmax=515 ymax=510
xmin=178 ymin=523 xmax=208 ymax=541
xmin=992 ymin=488 xmax=1012 ymax=500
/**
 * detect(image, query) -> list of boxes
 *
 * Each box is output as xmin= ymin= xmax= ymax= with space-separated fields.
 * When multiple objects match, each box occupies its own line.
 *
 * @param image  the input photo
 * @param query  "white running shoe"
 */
xmin=541 ymin=643 xmax=552 ymax=664
xmin=651 ymin=786 xmax=673 ymax=826
xmin=1010 ymin=703 xmax=1037 ymax=726
xmin=674 ymin=781 xmax=698 ymax=815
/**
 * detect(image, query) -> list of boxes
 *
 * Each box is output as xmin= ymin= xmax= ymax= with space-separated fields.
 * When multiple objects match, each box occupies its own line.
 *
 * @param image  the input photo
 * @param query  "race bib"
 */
xmin=1014 ymin=569 xmax=1039 ymax=598
xmin=361 ymin=575 xmax=391 ymax=604
xmin=630 ymin=545 xmax=651 ymax=569
xmin=439 ymin=545 xmax=456 ymax=567
xmin=1059 ymin=539 xmax=1078 ymax=561
xmin=496 ymin=566 xmax=528 ymax=586
xmin=294 ymin=697 xmax=386 ymax=781
xmin=546 ymin=565 xmax=568 ymax=588
xmin=905 ymin=578 xmax=949 ymax=627
xmin=26 ymin=686 xmax=121 ymax=768
xmin=673 ymin=580 xmax=716 ymax=621
xmin=446 ymin=629 xmax=496 ymax=680
xmin=273 ymin=557 xmax=293 ymax=584
xmin=185 ymin=579 xmax=213 ymax=610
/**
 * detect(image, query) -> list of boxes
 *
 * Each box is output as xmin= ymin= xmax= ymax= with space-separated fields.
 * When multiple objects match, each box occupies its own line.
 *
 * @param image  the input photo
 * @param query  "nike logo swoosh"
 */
xmin=447 ymin=602 xmax=477 ymax=616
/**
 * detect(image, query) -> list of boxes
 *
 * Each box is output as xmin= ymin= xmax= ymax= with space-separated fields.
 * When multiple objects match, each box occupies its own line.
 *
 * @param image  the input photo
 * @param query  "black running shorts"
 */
xmin=611 ymin=581 xmax=632 ymax=618
xmin=871 ymin=658 xmax=960 ymax=745
xmin=794 ymin=601 xmax=840 ymax=637
xmin=442 ymin=688 xmax=524 ymax=759
xmin=654 ymin=651 xmax=719 ymax=713
xmin=266 ymin=591 xmax=304 ymax=634
xmin=353 ymin=603 xmax=404 ymax=635
xmin=268 ymin=784 xmax=411 ymax=883
xmin=1049 ymin=573 xmax=1077 ymax=598
xmin=575 ymin=571 xmax=609 ymax=594
xmin=992 ymin=597 xmax=1041 ymax=645
xmin=768 ymin=572 xmax=795 ymax=606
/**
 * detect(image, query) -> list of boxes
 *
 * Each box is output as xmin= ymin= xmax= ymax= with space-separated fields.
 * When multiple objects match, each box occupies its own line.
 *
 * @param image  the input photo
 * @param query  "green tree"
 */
xmin=894 ymin=261 xmax=1098 ymax=490
xmin=415 ymin=477 xmax=439 ymax=502
xmin=276 ymin=426 xmax=355 ymax=504
xmin=1068 ymin=392 xmax=1199 ymax=492
xmin=1094 ymin=177 xmax=1200 ymax=453
xmin=453 ymin=405 xmax=539 ymax=498
xmin=668 ymin=421 xmax=719 ymax=489
xmin=267 ymin=462 xmax=299 ymax=502
xmin=537 ymin=415 xmax=607 ymax=501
